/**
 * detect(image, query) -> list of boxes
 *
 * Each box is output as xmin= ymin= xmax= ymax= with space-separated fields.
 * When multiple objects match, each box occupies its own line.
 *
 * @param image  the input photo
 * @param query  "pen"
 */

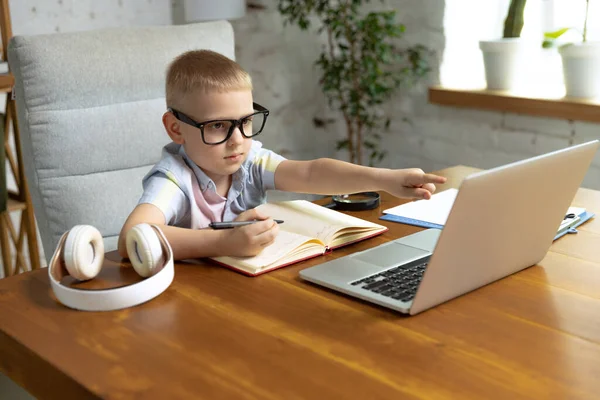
xmin=209 ymin=219 xmax=284 ymax=230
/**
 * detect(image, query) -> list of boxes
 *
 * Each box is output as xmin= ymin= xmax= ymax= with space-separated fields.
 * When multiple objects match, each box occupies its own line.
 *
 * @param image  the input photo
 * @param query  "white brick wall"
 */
xmin=573 ymin=121 xmax=600 ymax=170
xmin=503 ymin=114 xmax=573 ymax=138
xmin=385 ymin=104 xmax=599 ymax=190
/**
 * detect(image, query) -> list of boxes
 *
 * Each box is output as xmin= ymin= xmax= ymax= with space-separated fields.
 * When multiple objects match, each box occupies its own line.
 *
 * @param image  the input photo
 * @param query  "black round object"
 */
xmin=322 ymin=192 xmax=380 ymax=211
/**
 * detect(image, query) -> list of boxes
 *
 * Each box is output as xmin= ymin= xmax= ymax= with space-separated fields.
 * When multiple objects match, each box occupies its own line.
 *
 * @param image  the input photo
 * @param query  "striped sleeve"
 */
xmin=250 ymin=146 xmax=287 ymax=191
xmin=138 ymin=171 xmax=189 ymax=225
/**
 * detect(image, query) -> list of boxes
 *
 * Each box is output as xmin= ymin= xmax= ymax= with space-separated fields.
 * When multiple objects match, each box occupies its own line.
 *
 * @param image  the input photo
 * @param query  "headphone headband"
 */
xmin=48 ymin=224 xmax=174 ymax=311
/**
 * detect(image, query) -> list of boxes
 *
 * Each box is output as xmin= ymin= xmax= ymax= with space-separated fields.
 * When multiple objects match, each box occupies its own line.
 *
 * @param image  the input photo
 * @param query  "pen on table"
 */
xmin=208 ymin=219 xmax=285 ymax=230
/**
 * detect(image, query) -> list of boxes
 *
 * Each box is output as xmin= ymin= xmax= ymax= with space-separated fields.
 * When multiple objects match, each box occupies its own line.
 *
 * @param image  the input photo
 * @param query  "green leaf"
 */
xmin=544 ymin=27 xmax=571 ymax=39
xmin=336 ymin=140 xmax=350 ymax=150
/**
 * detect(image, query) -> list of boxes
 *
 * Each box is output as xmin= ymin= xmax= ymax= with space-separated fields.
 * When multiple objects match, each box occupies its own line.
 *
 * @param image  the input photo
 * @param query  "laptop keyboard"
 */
xmin=350 ymin=258 xmax=429 ymax=302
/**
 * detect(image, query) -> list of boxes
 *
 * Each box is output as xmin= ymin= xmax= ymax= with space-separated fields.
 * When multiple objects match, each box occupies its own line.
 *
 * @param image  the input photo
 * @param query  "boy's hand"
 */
xmin=221 ymin=208 xmax=279 ymax=257
xmin=383 ymin=168 xmax=447 ymax=200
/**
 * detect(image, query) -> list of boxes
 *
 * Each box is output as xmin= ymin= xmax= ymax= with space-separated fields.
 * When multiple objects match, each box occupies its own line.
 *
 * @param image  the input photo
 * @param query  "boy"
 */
xmin=117 ymin=50 xmax=446 ymax=260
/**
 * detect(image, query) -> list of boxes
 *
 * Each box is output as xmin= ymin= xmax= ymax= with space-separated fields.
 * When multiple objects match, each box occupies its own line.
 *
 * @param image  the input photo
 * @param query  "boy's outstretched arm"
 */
xmin=117 ymin=204 xmax=279 ymax=260
xmin=274 ymin=158 xmax=447 ymax=200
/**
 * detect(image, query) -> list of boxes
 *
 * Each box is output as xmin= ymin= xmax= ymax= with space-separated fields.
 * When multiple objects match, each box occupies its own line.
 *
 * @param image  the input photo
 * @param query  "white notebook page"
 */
xmin=382 ymin=188 xmax=458 ymax=226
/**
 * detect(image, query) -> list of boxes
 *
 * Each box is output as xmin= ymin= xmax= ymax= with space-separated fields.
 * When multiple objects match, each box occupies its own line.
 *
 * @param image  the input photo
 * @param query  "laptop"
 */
xmin=300 ymin=140 xmax=599 ymax=315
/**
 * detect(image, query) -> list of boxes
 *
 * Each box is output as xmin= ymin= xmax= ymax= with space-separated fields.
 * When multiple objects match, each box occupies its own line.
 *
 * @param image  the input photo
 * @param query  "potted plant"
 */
xmin=479 ymin=0 xmax=528 ymax=90
xmin=277 ymin=1 xmax=431 ymax=166
xmin=544 ymin=0 xmax=600 ymax=98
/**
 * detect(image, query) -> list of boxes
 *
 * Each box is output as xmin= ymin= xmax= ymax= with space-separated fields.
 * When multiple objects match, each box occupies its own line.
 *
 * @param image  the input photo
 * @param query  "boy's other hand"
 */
xmin=222 ymin=208 xmax=279 ymax=257
xmin=384 ymin=168 xmax=447 ymax=200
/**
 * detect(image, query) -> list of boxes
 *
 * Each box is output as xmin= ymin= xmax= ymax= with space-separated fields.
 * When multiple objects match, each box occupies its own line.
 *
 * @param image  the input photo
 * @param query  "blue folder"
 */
xmin=379 ymin=210 xmax=595 ymax=242
xmin=379 ymin=214 xmax=444 ymax=230
xmin=553 ymin=210 xmax=595 ymax=241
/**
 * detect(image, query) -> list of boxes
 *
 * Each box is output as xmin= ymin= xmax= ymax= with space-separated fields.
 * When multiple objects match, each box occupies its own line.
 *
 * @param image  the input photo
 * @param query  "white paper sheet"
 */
xmin=382 ymin=188 xmax=459 ymax=226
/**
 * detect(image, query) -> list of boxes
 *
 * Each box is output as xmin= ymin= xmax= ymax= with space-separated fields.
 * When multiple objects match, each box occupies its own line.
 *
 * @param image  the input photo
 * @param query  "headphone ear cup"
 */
xmin=62 ymin=225 xmax=104 ymax=281
xmin=126 ymin=223 xmax=164 ymax=278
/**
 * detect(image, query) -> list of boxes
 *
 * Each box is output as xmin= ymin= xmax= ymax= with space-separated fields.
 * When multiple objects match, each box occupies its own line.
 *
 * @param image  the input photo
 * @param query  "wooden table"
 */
xmin=1 ymin=165 xmax=599 ymax=400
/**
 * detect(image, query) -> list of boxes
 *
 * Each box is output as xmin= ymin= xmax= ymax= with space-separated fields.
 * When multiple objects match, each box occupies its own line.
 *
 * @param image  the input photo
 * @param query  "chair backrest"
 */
xmin=8 ymin=21 xmax=235 ymax=261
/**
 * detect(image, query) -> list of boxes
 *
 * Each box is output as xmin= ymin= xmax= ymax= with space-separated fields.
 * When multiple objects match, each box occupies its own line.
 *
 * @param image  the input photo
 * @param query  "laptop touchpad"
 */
xmin=352 ymin=242 xmax=430 ymax=268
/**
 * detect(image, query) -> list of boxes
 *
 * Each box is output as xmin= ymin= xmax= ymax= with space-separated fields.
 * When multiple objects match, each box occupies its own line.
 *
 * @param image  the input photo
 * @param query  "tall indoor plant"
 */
xmin=479 ymin=0 xmax=528 ymax=90
xmin=277 ymin=1 xmax=431 ymax=166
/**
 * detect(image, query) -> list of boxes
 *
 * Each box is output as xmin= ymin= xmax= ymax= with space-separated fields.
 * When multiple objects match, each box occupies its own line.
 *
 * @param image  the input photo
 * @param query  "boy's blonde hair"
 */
xmin=166 ymin=49 xmax=252 ymax=110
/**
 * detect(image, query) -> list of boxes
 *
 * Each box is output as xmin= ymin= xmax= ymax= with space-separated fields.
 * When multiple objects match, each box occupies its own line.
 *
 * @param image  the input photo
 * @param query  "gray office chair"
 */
xmin=8 ymin=21 xmax=235 ymax=262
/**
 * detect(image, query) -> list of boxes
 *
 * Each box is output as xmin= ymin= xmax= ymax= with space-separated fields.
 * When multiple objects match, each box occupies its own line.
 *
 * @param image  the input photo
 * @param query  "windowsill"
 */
xmin=428 ymin=86 xmax=600 ymax=123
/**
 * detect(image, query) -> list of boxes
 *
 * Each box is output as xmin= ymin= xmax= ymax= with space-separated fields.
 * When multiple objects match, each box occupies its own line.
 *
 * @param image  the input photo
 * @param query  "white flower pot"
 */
xmin=559 ymin=41 xmax=600 ymax=99
xmin=479 ymin=38 xmax=527 ymax=91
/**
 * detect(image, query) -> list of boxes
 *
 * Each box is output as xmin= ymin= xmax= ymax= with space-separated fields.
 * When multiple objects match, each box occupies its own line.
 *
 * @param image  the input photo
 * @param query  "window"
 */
xmin=441 ymin=0 xmax=599 ymax=96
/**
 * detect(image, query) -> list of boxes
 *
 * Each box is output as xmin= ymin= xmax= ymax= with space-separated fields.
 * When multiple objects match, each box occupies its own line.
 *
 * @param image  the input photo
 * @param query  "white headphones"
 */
xmin=48 ymin=223 xmax=174 ymax=311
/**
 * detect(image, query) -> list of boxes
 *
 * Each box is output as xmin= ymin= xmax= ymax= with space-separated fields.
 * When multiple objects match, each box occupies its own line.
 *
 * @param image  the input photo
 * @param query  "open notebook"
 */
xmin=380 ymin=188 xmax=594 ymax=240
xmin=210 ymin=200 xmax=388 ymax=276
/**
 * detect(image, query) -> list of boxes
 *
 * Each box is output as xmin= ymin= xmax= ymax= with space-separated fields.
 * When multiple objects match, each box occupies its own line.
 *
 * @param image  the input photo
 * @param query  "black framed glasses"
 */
xmin=168 ymin=102 xmax=269 ymax=145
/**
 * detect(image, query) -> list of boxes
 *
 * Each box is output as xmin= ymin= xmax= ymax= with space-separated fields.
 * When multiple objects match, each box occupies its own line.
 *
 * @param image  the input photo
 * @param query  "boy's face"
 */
xmin=169 ymin=89 xmax=255 ymax=183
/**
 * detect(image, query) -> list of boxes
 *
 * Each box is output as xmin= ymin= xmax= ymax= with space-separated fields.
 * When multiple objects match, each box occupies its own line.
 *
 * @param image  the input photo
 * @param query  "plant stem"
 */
xmin=503 ymin=0 xmax=527 ymax=38
xmin=583 ymin=0 xmax=590 ymax=42
xmin=344 ymin=0 xmax=363 ymax=165
xmin=326 ymin=23 xmax=355 ymax=163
